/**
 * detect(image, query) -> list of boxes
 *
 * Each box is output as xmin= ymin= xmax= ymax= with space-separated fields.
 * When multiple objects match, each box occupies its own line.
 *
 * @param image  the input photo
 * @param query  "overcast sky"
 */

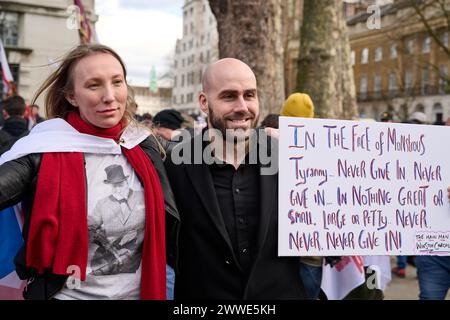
xmin=96 ymin=0 xmax=183 ymax=87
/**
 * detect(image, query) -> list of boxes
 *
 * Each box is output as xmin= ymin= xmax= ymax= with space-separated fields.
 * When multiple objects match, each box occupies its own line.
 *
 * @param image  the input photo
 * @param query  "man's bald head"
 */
xmin=201 ymin=58 xmax=257 ymax=93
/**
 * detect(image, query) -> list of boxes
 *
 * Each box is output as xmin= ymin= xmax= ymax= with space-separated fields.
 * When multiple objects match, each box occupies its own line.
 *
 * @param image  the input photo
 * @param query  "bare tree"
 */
xmin=410 ymin=0 xmax=450 ymax=56
xmin=369 ymin=0 xmax=450 ymax=121
xmin=387 ymin=0 xmax=450 ymax=85
xmin=208 ymin=0 xmax=286 ymax=119
xmin=296 ymin=0 xmax=358 ymax=120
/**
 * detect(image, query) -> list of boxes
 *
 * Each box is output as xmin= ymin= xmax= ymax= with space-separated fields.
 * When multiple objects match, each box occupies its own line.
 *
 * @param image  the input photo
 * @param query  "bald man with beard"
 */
xmin=165 ymin=58 xmax=308 ymax=300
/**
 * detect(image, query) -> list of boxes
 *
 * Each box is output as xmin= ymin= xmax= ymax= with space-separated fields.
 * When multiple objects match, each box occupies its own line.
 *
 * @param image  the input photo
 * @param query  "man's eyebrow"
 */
xmin=244 ymin=89 xmax=257 ymax=94
xmin=218 ymin=89 xmax=238 ymax=96
xmin=84 ymin=74 xmax=123 ymax=82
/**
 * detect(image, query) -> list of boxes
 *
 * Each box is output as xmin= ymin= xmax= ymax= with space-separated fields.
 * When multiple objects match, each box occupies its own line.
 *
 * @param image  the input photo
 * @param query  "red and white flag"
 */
xmin=0 ymin=205 xmax=24 ymax=300
xmin=321 ymin=256 xmax=365 ymax=300
xmin=0 ymin=39 xmax=14 ymax=95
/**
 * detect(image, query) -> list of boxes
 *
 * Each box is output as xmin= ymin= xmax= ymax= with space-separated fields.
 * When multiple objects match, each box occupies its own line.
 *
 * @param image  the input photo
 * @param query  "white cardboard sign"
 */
xmin=278 ymin=117 xmax=450 ymax=256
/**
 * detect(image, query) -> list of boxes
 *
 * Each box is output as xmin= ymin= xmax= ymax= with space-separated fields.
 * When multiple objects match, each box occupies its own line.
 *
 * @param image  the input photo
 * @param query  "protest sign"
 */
xmin=279 ymin=117 xmax=450 ymax=256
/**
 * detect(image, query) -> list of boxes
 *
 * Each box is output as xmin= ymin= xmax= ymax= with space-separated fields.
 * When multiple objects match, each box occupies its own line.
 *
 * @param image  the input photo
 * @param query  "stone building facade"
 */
xmin=172 ymin=0 xmax=218 ymax=113
xmin=0 ymin=0 xmax=96 ymax=112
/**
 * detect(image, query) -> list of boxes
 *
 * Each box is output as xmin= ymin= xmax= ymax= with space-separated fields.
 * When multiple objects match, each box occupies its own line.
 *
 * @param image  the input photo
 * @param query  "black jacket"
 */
xmin=165 ymin=129 xmax=307 ymax=300
xmin=0 ymin=116 xmax=29 ymax=155
xmin=0 ymin=135 xmax=179 ymax=300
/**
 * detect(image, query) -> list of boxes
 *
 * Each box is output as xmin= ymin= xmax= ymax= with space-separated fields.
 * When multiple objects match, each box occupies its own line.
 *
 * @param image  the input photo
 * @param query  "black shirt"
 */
xmin=209 ymin=157 xmax=261 ymax=275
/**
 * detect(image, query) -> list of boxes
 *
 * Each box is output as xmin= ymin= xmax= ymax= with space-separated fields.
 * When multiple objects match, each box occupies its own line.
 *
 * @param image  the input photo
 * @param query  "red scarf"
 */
xmin=26 ymin=112 xmax=166 ymax=300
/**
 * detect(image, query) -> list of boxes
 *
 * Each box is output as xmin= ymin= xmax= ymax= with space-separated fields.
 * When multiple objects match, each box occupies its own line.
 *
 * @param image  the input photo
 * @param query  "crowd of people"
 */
xmin=0 ymin=43 xmax=449 ymax=300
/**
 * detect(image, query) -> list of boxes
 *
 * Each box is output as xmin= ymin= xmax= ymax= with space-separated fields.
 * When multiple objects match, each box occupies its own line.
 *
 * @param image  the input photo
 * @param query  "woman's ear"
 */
xmin=65 ymin=92 xmax=77 ymax=107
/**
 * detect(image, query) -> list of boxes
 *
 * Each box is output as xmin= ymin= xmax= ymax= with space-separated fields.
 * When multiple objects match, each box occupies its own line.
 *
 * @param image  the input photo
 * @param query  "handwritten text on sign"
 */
xmin=278 ymin=117 xmax=450 ymax=256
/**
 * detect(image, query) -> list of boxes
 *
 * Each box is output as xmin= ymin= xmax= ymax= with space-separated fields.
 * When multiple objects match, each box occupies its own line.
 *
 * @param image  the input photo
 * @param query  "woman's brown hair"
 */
xmin=32 ymin=44 xmax=134 ymax=123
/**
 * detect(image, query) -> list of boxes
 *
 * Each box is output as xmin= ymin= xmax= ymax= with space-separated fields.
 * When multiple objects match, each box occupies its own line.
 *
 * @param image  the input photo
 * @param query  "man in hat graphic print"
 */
xmin=89 ymin=164 xmax=146 ymax=276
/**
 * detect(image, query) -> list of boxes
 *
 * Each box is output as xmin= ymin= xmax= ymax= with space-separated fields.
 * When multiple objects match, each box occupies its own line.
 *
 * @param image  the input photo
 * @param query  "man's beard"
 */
xmin=208 ymin=105 xmax=259 ymax=143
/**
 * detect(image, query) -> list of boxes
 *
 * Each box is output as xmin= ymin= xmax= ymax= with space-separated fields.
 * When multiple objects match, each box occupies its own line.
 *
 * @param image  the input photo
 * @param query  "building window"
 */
xmin=190 ymin=23 xmax=194 ymax=34
xmin=350 ymin=50 xmax=355 ymax=66
xmin=433 ymin=103 xmax=443 ymax=123
xmin=404 ymin=70 xmax=413 ymax=94
xmin=390 ymin=43 xmax=397 ymax=59
xmin=9 ymin=63 xmax=19 ymax=85
xmin=359 ymin=75 xmax=367 ymax=99
xmin=181 ymin=94 xmax=184 ymax=104
xmin=422 ymin=36 xmax=431 ymax=53
xmin=421 ymin=68 xmax=429 ymax=94
xmin=439 ymin=65 xmax=448 ymax=94
xmin=374 ymin=47 xmax=383 ymax=62
xmin=173 ymin=95 xmax=177 ymax=104
xmin=181 ymin=74 xmax=185 ymax=87
xmin=361 ymin=48 xmax=369 ymax=64
xmin=406 ymin=39 xmax=415 ymax=54
xmin=174 ymin=76 xmax=177 ymax=88
xmin=0 ymin=12 xmax=19 ymax=46
xmin=441 ymin=31 xmax=449 ymax=48
xmin=199 ymin=70 xmax=203 ymax=84
xmin=388 ymin=72 xmax=397 ymax=93
xmin=374 ymin=74 xmax=382 ymax=97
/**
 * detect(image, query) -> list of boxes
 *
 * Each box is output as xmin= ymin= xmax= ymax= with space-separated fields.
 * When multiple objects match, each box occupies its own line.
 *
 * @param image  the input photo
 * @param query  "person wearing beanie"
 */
xmin=280 ymin=93 xmax=315 ymax=118
xmin=153 ymin=109 xmax=185 ymax=141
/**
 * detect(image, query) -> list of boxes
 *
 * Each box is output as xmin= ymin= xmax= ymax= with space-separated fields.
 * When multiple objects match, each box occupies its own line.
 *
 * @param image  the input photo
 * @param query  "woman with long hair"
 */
xmin=0 ymin=44 xmax=179 ymax=300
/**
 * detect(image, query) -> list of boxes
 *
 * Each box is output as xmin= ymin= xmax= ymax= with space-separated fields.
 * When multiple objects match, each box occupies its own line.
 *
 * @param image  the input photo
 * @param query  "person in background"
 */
xmin=153 ymin=109 xmax=187 ymax=154
xmin=380 ymin=111 xmax=394 ymax=123
xmin=29 ymin=104 xmax=45 ymax=126
xmin=141 ymin=113 xmax=153 ymax=128
xmin=260 ymin=113 xmax=279 ymax=129
xmin=408 ymin=111 xmax=428 ymax=125
xmin=0 ymin=95 xmax=29 ymax=155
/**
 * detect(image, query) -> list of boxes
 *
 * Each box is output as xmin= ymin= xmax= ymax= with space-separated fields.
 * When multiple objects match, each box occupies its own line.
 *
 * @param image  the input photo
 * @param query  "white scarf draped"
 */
xmin=0 ymin=119 xmax=150 ymax=166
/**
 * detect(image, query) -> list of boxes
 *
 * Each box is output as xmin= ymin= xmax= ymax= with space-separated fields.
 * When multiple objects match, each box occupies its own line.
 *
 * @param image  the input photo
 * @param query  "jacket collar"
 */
xmin=183 ymin=128 xmax=278 ymax=268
